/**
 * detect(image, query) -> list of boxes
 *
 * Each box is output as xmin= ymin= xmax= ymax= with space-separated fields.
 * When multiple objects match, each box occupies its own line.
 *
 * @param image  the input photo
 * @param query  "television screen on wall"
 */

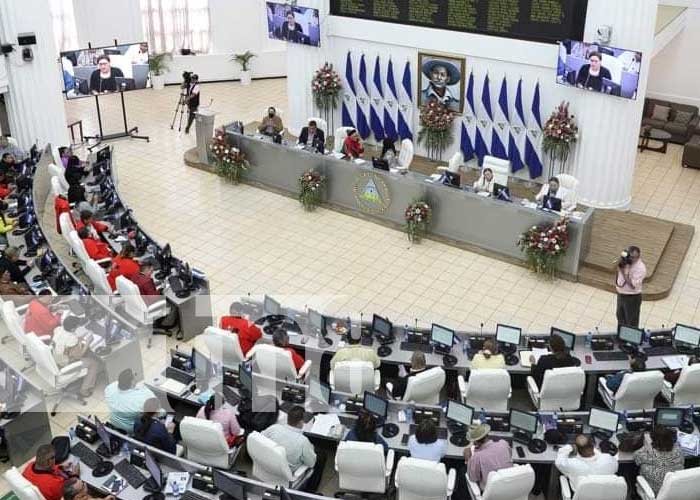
xmin=266 ymin=2 xmax=320 ymax=47
xmin=556 ymin=40 xmax=642 ymax=100
xmin=60 ymin=42 xmax=150 ymax=99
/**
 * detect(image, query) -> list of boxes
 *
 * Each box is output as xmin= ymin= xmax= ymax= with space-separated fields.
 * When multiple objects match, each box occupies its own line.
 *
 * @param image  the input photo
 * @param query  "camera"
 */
xmin=181 ymin=71 xmax=193 ymax=88
xmin=618 ymin=248 xmax=634 ymax=268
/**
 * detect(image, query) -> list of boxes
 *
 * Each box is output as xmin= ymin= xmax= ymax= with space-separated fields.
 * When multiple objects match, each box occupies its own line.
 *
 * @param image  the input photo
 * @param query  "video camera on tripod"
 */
xmin=171 ymin=71 xmax=198 ymax=131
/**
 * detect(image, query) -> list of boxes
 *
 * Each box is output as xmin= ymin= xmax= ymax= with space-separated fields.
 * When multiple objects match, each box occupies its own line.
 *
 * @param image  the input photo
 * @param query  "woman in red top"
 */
xmin=343 ymin=129 xmax=364 ymax=159
xmin=107 ymin=244 xmax=140 ymax=290
xmin=75 ymin=209 xmax=109 ymax=238
xmin=77 ymin=227 xmax=112 ymax=260
xmin=54 ymin=194 xmax=73 ymax=234
xmin=220 ymin=316 xmax=262 ymax=355
xmin=24 ymin=291 xmax=61 ymax=337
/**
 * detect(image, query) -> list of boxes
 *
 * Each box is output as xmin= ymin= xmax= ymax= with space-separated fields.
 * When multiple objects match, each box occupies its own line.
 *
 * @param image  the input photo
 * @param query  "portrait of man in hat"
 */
xmin=418 ymin=52 xmax=466 ymax=113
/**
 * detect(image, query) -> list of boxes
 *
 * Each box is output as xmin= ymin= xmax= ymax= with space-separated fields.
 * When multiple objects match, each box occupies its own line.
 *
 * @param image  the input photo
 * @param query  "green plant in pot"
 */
xmin=231 ymin=51 xmax=256 ymax=86
xmin=149 ymin=52 xmax=171 ymax=90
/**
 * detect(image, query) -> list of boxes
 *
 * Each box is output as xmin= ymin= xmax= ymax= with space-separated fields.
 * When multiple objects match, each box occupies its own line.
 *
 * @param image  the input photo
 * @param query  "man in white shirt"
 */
xmin=536 ymin=176 xmax=575 ymax=211
xmin=51 ymin=316 xmax=99 ymax=397
xmin=555 ymin=435 xmax=618 ymax=491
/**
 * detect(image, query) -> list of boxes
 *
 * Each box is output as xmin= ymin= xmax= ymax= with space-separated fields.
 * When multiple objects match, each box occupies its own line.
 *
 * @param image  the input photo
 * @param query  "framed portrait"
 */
xmin=417 ymin=52 xmax=466 ymax=114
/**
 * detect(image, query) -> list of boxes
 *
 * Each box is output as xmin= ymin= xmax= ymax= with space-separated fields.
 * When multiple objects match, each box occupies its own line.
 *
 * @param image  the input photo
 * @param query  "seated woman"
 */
xmin=472 ymin=168 xmax=495 ymax=194
xmin=0 ymin=201 xmax=15 ymax=247
xmin=107 ymin=244 xmax=140 ymax=290
xmin=343 ymin=129 xmax=364 ymax=159
xmin=470 ymin=339 xmax=505 ymax=370
xmin=535 ymin=176 xmax=575 ymax=211
xmin=530 ymin=334 xmax=580 ymax=387
xmin=391 ymin=351 xmax=428 ymax=399
xmin=344 ymin=411 xmax=388 ymax=452
xmin=408 ymin=419 xmax=447 ymax=462
xmin=196 ymin=392 xmax=241 ymax=446
xmin=133 ymin=398 xmax=177 ymax=454
xmin=634 ymin=425 xmax=684 ymax=495
xmin=77 ymin=227 xmax=112 ymax=260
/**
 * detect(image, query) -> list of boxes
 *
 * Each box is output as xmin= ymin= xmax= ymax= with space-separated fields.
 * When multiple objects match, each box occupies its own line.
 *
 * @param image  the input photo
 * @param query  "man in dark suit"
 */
xmin=298 ymin=120 xmax=325 ymax=153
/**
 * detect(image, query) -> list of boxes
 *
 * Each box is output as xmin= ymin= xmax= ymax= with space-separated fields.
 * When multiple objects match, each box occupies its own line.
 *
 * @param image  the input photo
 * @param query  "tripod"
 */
xmin=170 ymin=90 xmax=188 ymax=131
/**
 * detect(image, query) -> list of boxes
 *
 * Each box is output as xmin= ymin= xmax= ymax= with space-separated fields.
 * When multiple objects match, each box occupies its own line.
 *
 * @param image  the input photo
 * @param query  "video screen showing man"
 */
xmin=266 ymin=2 xmax=320 ymax=47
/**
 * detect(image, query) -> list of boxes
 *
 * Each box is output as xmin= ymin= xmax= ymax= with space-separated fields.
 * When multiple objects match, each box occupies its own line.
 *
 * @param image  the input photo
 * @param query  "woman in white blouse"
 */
xmin=473 ymin=168 xmax=495 ymax=194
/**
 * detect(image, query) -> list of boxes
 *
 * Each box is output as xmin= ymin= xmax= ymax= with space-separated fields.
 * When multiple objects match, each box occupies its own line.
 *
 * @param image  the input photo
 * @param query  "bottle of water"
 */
xmin=585 ymin=331 xmax=593 ymax=349
xmin=405 ymin=405 xmax=413 ymax=424
xmin=403 ymin=324 xmax=409 ymax=342
xmin=479 ymin=408 xmax=486 ymax=424
xmin=621 ymin=410 xmax=628 ymax=430
xmin=121 ymin=440 xmax=130 ymax=458
xmin=68 ymin=427 xmax=76 ymax=444
xmin=345 ymin=316 xmax=352 ymax=335
xmin=462 ymin=337 xmax=468 ymax=355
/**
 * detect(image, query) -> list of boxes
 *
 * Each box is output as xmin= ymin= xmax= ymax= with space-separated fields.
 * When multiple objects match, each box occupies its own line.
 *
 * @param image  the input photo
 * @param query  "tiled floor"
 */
xmin=1 ymin=78 xmax=699 ymax=498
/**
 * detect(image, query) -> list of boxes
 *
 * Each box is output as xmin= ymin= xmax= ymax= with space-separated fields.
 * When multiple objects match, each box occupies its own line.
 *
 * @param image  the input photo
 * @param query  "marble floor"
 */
xmin=1 ymin=78 xmax=699 ymax=497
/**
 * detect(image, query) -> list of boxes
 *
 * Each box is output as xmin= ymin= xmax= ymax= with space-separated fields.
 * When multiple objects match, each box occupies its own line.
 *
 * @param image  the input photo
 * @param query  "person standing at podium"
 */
xmin=615 ymin=246 xmax=646 ymax=328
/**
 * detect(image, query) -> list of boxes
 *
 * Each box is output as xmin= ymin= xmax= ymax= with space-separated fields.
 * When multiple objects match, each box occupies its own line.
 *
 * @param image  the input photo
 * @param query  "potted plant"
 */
xmin=517 ymin=217 xmax=570 ymax=279
xmin=404 ymin=199 xmax=432 ymax=243
xmin=149 ymin=52 xmax=171 ymax=90
xmin=298 ymin=169 xmax=326 ymax=211
xmin=542 ymin=101 xmax=579 ymax=177
xmin=210 ymin=128 xmax=250 ymax=184
xmin=231 ymin=51 xmax=256 ymax=86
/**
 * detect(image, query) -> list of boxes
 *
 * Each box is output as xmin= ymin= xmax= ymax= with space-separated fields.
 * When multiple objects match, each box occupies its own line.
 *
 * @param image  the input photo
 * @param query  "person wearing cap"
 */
xmin=421 ymin=59 xmax=461 ymax=111
xmin=343 ymin=129 xmax=364 ymax=159
xmin=330 ymin=327 xmax=380 ymax=371
xmin=555 ymin=434 xmax=618 ymax=491
xmin=464 ymin=423 xmax=513 ymax=490
xmin=52 ymin=315 xmax=99 ymax=397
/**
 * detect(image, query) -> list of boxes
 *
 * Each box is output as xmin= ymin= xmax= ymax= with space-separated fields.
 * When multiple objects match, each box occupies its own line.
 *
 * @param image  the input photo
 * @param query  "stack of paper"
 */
xmin=662 ymin=355 xmax=689 ymax=371
xmin=309 ymin=414 xmax=340 ymax=436
xmin=520 ymin=348 xmax=549 ymax=367
xmin=164 ymin=472 xmax=190 ymax=494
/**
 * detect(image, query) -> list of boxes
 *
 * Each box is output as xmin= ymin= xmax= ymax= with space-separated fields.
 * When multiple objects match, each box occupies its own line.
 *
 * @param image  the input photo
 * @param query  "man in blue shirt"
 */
xmin=104 ymin=369 xmax=156 ymax=433
xmin=605 ymin=357 xmax=646 ymax=394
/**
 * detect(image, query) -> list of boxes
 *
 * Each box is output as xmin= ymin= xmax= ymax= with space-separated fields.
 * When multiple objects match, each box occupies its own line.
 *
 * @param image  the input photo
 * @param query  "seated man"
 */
xmin=104 ymin=368 xmax=157 ymax=433
xmin=0 ymin=246 xmax=33 ymax=283
xmin=535 ymin=176 xmax=575 ymax=211
xmin=75 ymin=209 xmax=109 ymax=239
xmin=298 ymin=120 xmax=325 ymax=153
xmin=258 ymin=107 xmax=284 ymax=137
xmin=129 ymin=259 xmax=178 ymax=335
xmin=555 ymin=435 xmax=618 ymax=491
xmin=63 ymin=477 xmax=115 ymax=500
xmin=77 ymin=227 xmax=112 ymax=260
xmin=219 ymin=302 xmax=262 ymax=355
xmin=272 ymin=328 xmax=305 ymax=371
xmin=0 ymin=269 xmax=32 ymax=305
xmin=464 ymin=423 xmax=513 ymax=490
xmin=52 ymin=315 xmax=100 ymax=397
xmin=23 ymin=444 xmax=80 ymax=500
xmin=24 ymin=290 xmax=62 ymax=338
xmin=330 ymin=329 xmax=380 ymax=371
xmin=605 ymin=356 xmax=646 ymax=394
xmin=343 ymin=129 xmax=364 ymax=159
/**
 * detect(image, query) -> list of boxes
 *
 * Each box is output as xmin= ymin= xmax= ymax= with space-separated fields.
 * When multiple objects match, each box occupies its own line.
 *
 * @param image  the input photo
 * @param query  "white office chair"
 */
xmin=329 ymin=360 xmax=380 ymax=395
xmin=67 ymin=230 xmax=111 ymax=267
xmin=58 ymin=212 xmax=75 ymax=243
xmin=335 ymin=441 xmax=395 ymax=495
xmin=306 ymin=116 xmax=327 ymax=136
xmin=50 ymin=176 xmax=66 ymax=197
xmin=457 ymin=369 xmax=511 ymax=412
xmin=399 ymin=367 xmax=446 ymax=405
xmin=556 ymin=173 xmax=579 ymax=211
xmin=180 ymin=416 xmax=241 ymax=469
xmin=395 ymin=138 xmax=414 ymax=172
xmin=334 ymin=126 xmax=355 ymax=154
xmin=247 ymin=431 xmax=313 ymax=489
xmin=203 ymin=326 xmax=246 ymax=369
xmin=1 ymin=301 xmax=48 ymax=370
xmin=115 ymin=276 xmax=168 ymax=347
xmin=661 ymin=363 xmax=700 ymax=406
xmin=560 ymin=474 xmax=627 ymax=500
xmin=246 ymin=344 xmax=312 ymax=383
xmin=4 ymin=467 xmax=46 ymax=500
xmin=637 ymin=466 xmax=700 ymax=500
xmin=24 ymin=332 xmax=88 ymax=415
xmin=598 ymin=370 xmax=664 ymax=411
xmin=482 ymin=156 xmax=510 ymax=186
xmin=466 ymin=464 xmax=534 ymax=500
xmin=84 ymin=259 xmax=119 ymax=305
xmin=395 ymin=457 xmax=456 ymax=500
xmin=48 ymin=163 xmax=69 ymax=191
xmin=527 ymin=367 xmax=585 ymax=411
xmin=601 ymin=54 xmax=623 ymax=84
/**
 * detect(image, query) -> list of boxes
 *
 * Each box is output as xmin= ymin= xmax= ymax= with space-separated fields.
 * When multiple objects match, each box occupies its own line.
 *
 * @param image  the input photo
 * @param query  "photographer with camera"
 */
xmin=615 ymin=246 xmax=646 ymax=328
xmin=183 ymin=73 xmax=200 ymax=134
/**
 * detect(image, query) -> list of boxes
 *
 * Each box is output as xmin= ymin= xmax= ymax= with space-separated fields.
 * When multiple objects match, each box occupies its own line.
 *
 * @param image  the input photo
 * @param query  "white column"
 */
xmin=571 ymin=0 xmax=658 ymax=209
xmin=0 ymin=0 xmax=69 ymax=150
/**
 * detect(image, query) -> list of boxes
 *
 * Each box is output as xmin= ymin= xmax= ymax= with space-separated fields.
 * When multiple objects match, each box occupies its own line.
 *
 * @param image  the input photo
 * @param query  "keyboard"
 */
xmin=400 ymin=342 xmax=433 ymax=353
xmin=181 ymin=491 xmax=210 ymax=500
xmin=159 ymin=378 xmax=188 ymax=395
xmin=71 ymin=442 xmax=102 ymax=468
xmin=409 ymin=425 xmax=448 ymax=439
xmin=593 ymin=351 xmax=629 ymax=362
xmin=644 ymin=345 xmax=677 ymax=357
xmin=114 ymin=459 xmax=147 ymax=489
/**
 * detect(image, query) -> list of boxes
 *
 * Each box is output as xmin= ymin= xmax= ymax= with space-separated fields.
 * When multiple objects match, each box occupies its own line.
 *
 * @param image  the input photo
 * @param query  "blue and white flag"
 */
xmin=383 ymin=58 xmax=398 ymax=141
xmin=483 ymin=74 xmax=506 ymax=160
xmin=369 ymin=55 xmax=385 ymax=141
xmin=460 ymin=71 xmax=476 ymax=163
xmin=525 ymin=81 xmax=544 ymax=179
xmin=475 ymin=74 xmax=492 ymax=165
xmin=397 ymin=61 xmax=413 ymax=140
xmin=356 ymin=54 xmax=371 ymax=140
xmin=510 ymin=78 xmax=527 ymax=173
xmin=493 ymin=76 xmax=511 ymax=162
xmin=341 ymin=52 xmax=356 ymax=129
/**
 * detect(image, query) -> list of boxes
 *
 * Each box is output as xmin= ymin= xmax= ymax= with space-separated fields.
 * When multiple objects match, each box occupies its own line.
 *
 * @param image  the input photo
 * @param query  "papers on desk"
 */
xmin=164 ymin=472 xmax=190 ymax=494
xmin=330 ymin=152 xmax=345 ymax=159
xmin=677 ymin=432 xmax=700 ymax=456
xmin=353 ymin=158 xmax=366 ymax=165
xmin=425 ymin=173 xmax=442 ymax=183
xmin=662 ymin=355 xmax=689 ymax=371
xmin=520 ymin=348 xmax=549 ymax=367
xmin=310 ymin=413 xmax=340 ymax=437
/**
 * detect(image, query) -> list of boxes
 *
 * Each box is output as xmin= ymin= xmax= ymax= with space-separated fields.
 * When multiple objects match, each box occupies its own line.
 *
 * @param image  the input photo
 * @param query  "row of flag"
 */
xmin=340 ymin=51 xmax=546 ymax=179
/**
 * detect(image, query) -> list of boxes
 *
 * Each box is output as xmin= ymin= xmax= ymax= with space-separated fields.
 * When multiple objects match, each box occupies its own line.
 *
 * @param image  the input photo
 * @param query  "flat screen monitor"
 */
xmin=372 ymin=314 xmax=392 ymax=338
xmin=192 ymin=348 xmax=213 ymax=380
xmin=144 ymin=450 xmax=162 ymax=488
xmin=542 ymin=195 xmax=562 ymax=211
xmin=655 ymin=408 xmax=684 ymax=428
xmin=239 ymin=362 xmax=253 ymax=395
xmin=551 ymin=327 xmax=576 ymax=351
xmin=556 ymin=40 xmax=642 ymax=100
xmin=509 ymin=409 xmax=538 ymax=435
xmin=674 ymin=324 xmax=700 ymax=347
xmin=588 ymin=407 xmax=619 ymax=434
xmin=94 ymin=416 xmax=111 ymax=450
xmin=308 ymin=309 xmax=324 ymax=331
xmin=618 ymin=325 xmax=643 ymax=346
xmin=60 ymin=42 xmax=150 ymax=99
xmin=431 ymin=323 xmax=455 ymax=349
xmin=96 ymin=146 xmax=111 ymax=163
xmin=363 ymin=391 xmax=387 ymax=420
xmin=266 ymin=2 xmax=320 ymax=47
xmin=446 ymin=400 xmax=473 ymax=427
xmin=496 ymin=324 xmax=521 ymax=346
xmin=213 ymin=470 xmax=246 ymax=500
xmin=309 ymin=378 xmax=330 ymax=405
xmin=263 ymin=295 xmax=281 ymax=316
xmin=443 ymin=171 xmax=460 ymax=188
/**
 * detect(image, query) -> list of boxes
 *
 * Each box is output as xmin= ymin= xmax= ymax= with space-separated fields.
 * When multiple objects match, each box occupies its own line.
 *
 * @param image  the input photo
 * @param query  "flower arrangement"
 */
xmin=312 ymin=62 xmax=342 ymax=114
xmin=417 ymin=100 xmax=456 ymax=160
xmin=210 ymin=128 xmax=249 ymax=184
xmin=298 ymin=169 xmax=326 ymax=211
xmin=404 ymin=200 xmax=432 ymax=243
xmin=517 ymin=217 xmax=570 ymax=278
xmin=542 ymin=101 xmax=579 ymax=176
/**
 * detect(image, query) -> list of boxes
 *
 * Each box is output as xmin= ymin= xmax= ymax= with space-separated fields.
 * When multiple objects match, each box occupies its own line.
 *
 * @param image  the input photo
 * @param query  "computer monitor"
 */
xmin=308 ymin=309 xmax=324 ymax=333
xmin=371 ymin=314 xmax=392 ymax=338
xmin=309 ymin=378 xmax=330 ymax=405
xmin=263 ymin=295 xmax=281 ymax=316
xmin=542 ymin=195 xmax=562 ymax=211
xmin=144 ymin=450 xmax=163 ymax=489
xmin=192 ymin=348 xmax=213 ymax=381
xmin=618 ymin=325 xmax=643 ymax=346
xmin=212 ymin=469 xmax=246 ymax=500
xmin=588 ymin=407 xmax=619 ymax=435
xmin=655 ymin=408 xmax=684 ymax=428
xmin=106 ymin=317 xmax=121 ymax=342
xmin=38 ymin=251 xmax=55 ymax=274
xmin=363 ymin=391 xmax=388 ymax=420
xmin=493 ymin=183 xmax=511 ymax=201
xmin=96 ymin=146 xmax=111 ymax=163
xmin=509 ymin=409 xmax=538 ymax=435
xmin=94 ymin=416 xmax=111 ymax=451
xmin=431 ymin=323 xmax=455 ymax=350
xmin=443 ymin=171 xmax=460 ymax=188
xmin=446 ymin=400 xmax=473 ymax=427
xmin=239 ymin=362 xmax=252 ymax=395
xmin=496 ymin=324 xmax=521 ymax=347
xmin=674 ymin=324 xmax=700 ymax=347
xmin=551 ymin=327 xmax=576 ymax=351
